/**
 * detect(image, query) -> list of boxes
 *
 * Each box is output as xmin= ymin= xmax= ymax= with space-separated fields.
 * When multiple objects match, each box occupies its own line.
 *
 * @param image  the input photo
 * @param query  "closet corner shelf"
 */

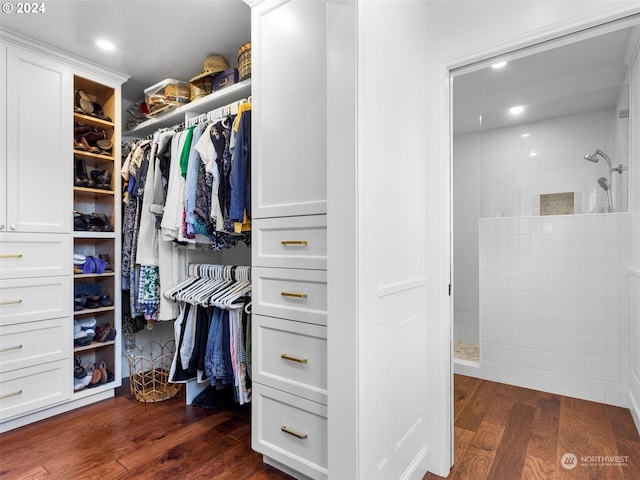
xmin=73 ymin=231 xmax=116 ymax=239
xmin=74 ymin=306 xmax=116 ymax=316
xmin=73 ymin=379 xmax=119 ymax=399
xmin=124 ymin=79 xmax=252 ymax=137
xmin=74 ymin=340 xmax=116 ymax=353
xmin=73 ymin=150 xmax=115 ymax=162
xmin=74 ymin=272 xmax=115 ymax=279
xmin=73 ymin=113 xmax=115 ymax=129
xmin=73 ymin=186 xmax=115 ymax=196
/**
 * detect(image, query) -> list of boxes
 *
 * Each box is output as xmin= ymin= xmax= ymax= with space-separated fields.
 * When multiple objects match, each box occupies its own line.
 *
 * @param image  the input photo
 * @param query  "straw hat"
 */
xmin=190 ymin=55 xmax=231 ymax=82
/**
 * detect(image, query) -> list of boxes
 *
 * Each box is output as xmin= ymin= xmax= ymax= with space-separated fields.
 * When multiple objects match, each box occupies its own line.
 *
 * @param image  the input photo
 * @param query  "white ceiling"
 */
xmin=0 ymin=0 xmax=251 ymax=102
xmin=453 ymin=25 xmax=638 ymax=135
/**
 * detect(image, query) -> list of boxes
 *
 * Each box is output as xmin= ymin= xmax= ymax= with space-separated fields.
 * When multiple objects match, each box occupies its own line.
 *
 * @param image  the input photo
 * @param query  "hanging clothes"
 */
xmin=165 ymin=265 xmax=252 ymax=405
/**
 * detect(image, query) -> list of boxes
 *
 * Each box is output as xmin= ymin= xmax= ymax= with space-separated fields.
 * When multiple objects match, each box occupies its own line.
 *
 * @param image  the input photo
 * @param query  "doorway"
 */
xmin=450 ymin=18 xmax=637 ymax=407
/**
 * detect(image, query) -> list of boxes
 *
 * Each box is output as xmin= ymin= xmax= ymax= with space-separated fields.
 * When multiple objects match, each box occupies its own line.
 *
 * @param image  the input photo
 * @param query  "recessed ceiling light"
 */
xmin=509 ymin=105 xmax=524 ymax=115
xmin=521 ymin=133 xmax=530 ymax=138
xmin=96 ymin=39 xmax=115 ymax=51
xmin=529 ymin=150 xmax=537 ymax=157
xmin=491 ymin=61 xmax=507 ymax=69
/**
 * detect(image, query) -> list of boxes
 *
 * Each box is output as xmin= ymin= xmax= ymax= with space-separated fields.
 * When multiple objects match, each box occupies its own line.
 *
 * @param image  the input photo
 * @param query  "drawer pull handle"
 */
xmin=281 ymin=240 xmax=308 ymax=246
xmin=0 ymin=389 xmax=22 ymax=400
xmin=281 ymin=353 xmax=308 ymax=364
xmin=0 ymin=253 xmax=22 ymax=259
xmin=0 ymin=344 xmax=22 ymax=353
xmin=0 ymin=299 xmax=22 ymax=306
xmin=281 ymin=425 xmax=308 ymax=440
xmin=281 ymin=291 xmax=308 ymax=299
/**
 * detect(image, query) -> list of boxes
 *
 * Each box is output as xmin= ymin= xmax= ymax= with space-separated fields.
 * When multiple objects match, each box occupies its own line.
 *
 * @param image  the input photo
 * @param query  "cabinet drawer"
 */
xmin=0 ymin=277 xmax=71 ymax=327
xmin=253 ymin=315 xmax=327 ymax=404
xmin=0 ymin=318 xmax=71 ymax=373
xmin=253 ymin=216 xmax=326 ymax=270
xmin=253 ymin=267 xmax=327 ymax=326
xmin=0 ymin=233 xmax=70 ymax=279
xmin=252 ymin=383 xmax=327 ymax=480
xmin=0 ymin=360 xmax=71 ymax=421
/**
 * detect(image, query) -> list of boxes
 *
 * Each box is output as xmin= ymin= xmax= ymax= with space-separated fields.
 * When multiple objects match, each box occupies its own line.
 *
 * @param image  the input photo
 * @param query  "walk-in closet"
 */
xmin=2 ymin=2 xmax=640 ymax=480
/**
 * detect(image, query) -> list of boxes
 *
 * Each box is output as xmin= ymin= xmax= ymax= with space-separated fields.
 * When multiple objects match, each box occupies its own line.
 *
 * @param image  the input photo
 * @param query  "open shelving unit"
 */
xmin=72 ymin=75 xmax=121 ymax=395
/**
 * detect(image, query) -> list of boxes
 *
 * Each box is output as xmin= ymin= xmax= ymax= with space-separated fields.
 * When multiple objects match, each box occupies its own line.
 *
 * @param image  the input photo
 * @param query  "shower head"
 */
xmin=584 ymin=149 xmax=612 ymax=169
xmin=597 ymin=177 xmax=609 ymax=191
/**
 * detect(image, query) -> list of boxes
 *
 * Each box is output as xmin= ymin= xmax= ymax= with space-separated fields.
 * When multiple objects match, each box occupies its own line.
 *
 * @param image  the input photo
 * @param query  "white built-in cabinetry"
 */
xmin=248 ymin=1 xmax=328 ymax=478
xmin=0 ymin=30 xmax=127 ymax=432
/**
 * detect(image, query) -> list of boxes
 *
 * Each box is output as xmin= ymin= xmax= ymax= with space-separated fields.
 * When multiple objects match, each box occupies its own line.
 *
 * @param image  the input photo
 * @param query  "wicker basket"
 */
xmin=126 ymin=340 xmax=181 ymax=403
xmin=238 ymin=43 xmax=251 ymax=81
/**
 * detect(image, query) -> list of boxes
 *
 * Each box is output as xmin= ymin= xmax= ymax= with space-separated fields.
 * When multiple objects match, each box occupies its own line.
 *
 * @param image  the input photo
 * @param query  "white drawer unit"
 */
xmin=0 ymin=318 xmax=70 ymax=373
xmin=0 ymin=233 xmax=70 ymax=279
xmin=252 ymin=383 xmax=328 ymax=480
xmin=0 ymin=277 xmax=70 ymax=327
xmin=0 ymin=359 xmax=71 ymax=421
xmin=253 ymin=315 xmax=327 ymax=404
xmin=253 ymin=215 xmax=327 ymax=270
xmin=253 ymin=267 xmax=327 ymax=326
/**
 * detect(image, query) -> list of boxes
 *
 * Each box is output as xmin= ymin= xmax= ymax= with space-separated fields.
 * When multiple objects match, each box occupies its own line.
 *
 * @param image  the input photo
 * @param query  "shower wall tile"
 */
xmin=478 ymin=213 xmax=631 ymax=407
xmin=453 ymin=107 xmax=629 ymax=355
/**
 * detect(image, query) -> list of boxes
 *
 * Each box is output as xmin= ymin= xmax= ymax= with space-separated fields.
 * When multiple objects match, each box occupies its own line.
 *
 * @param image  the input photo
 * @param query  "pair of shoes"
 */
xmin=73 ymin=211 xmax=114 ymax=232
xmin=95 ymin=324 xmax=117 ymax=342
xmin=76 ymin=293 xmax=112 ymax=310
xmin=74 ymin=158 xmax=96 ymax=188
xmin=80 ymin=255 xmax=106 ymax=274
xmin=99 ymin=254 xmax=113 ymax=272
xmin=84 ymin=363 xmax=103 ymax=387
xmin=74 ymin=282 xmax=101 ymax=297
xmin=191 ymin=386 xmax=233 ymax=409
xmin=90 ymin=169 xmax=112 ymax=190
xmin=74 ymin=358 xmax=87 ymax=379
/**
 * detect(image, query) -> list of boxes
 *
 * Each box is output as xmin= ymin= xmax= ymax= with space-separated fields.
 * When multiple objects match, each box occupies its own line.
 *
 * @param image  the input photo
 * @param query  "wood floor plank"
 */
xmin=451 ymin=421 xmax=505 ymax=480
xmin=453 ymin=374 xmax=482 ymax=423
xmin=585 ymin=400 xmax=625 ymax=480
xmin=527 ymin=396 xmax=561 ymax=466
xmin=456 ymin=379 xmax=501 ymax=432
xmin=521 ymin=455 xmax=556 ymax=480
xmin=486 ymin=402 xmax=536 ymax=480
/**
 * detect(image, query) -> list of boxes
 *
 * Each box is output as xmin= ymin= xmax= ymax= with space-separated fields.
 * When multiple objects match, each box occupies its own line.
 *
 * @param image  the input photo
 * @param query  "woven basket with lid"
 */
xmin=238 ymin=43 xmax=251 ymax=81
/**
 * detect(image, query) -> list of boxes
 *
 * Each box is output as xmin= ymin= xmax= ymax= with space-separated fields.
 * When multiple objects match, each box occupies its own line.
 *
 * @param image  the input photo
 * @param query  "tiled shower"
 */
xmin=453 ymin=106 xmax=632 ymax=407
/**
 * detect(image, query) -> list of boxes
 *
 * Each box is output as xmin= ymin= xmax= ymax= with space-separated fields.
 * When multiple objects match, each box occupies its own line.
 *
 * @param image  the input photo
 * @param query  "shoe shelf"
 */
xmin=74 ymin=112 xmax=115 ymax=129
xmin=74 ymin=306 xmax=116 ymax=316
xmin=74 ymin=232 xmax=116 ymax=240
xmin=73 ymin=149 xmax=115 ymax=163
xmin=73 ymin=186 xmax=115 ymax=195
xmin=74 ymin=340 xmax=116 ymax=353
xmin=72 ymin=74 xmax=120 ymax=398
xmin=74 ymin=272 xmax=115 ymax=278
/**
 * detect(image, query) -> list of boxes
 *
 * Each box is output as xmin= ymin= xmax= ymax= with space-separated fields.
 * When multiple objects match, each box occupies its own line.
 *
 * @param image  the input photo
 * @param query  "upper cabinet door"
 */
xmin=4 ymin=45 xmax=72 ymax=233
xmin=251 ymin=0 xmax=327 ymax=219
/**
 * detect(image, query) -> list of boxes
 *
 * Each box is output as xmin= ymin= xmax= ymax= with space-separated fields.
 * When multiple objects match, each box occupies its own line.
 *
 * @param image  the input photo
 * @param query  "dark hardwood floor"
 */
xmin=425 ymin=375 xmax=640 ymax=480
xmin=0 ymin=382 xmax=292 ymax=480
xmin=1 ymin=375 xmax=639 ymax=479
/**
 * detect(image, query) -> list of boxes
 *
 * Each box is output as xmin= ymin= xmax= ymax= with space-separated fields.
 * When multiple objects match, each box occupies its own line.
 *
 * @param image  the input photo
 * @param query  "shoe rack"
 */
xmin=72 ymin=75 xmax=121 ymax=395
